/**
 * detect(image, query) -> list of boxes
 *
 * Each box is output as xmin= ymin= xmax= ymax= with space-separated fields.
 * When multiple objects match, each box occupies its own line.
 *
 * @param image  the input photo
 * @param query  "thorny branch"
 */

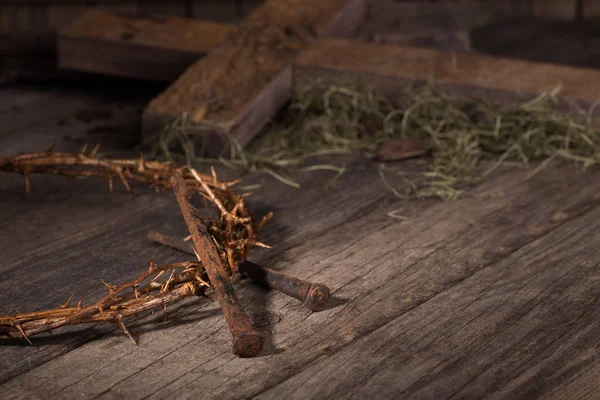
xmin=0 ymin=145 xmax=239 ymax=193
xmin=0 ymin=262 xmax=206 ymax=344
xmin=0 ymin=147 xmax=272 ymax=344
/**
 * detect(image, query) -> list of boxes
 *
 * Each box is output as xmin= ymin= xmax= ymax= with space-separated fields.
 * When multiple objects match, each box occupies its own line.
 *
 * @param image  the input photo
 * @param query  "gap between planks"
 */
xmin=1 ymin=164 xmax=599 ymax=399
xmin=0 ymin=158 xmax=406 ymax=383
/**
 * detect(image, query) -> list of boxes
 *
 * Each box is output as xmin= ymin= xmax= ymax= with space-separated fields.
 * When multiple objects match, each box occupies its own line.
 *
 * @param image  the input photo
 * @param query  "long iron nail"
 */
xmin=147 ymin=231 xmax=331 ymax=312
xmin=170 ymin=171 xmax=264 ymax=357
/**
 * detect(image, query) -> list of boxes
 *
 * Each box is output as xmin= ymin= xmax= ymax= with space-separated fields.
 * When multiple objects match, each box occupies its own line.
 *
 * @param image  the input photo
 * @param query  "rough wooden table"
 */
xmin=1 ymin=81 xmax=600 ymax=400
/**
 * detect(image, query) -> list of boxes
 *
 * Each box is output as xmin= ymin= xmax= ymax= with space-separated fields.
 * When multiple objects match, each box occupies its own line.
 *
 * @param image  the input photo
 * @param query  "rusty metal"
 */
xmin=147 ymin=230 xmax=331 ymax=312
xmin=169 ymin=171 xmax=264 ymax=357
xmin=240 ymin=261 xmax=330 ymax=312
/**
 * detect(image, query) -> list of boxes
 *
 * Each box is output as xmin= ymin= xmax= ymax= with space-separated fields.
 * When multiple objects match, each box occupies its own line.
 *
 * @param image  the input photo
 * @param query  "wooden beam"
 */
xmin=294 ymin=38 xmax=600 ymax=110
xmin=58 ymin=9 xmax=236 ymax=81
xmin=142 ymin=0 xmax=367 ymax=157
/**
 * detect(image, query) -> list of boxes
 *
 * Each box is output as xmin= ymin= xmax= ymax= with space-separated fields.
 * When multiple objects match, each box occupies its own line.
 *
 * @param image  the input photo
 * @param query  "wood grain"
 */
xmin=295 ymin=38 xmax=600 ymax=110
xmin=58 ymin=9 xmax=236 ymax=81
xmin=4 ymin=32 xmax=600 ymax=396
xmin=0 ymin=85 xmax=417 ymax=383
xmin=2 ymin=161 xmax=599 ymax=397
xmin=142 ymin=0 xmax=367 ymax=156
xmin=256 ymin=190 xmax=600 ymax=400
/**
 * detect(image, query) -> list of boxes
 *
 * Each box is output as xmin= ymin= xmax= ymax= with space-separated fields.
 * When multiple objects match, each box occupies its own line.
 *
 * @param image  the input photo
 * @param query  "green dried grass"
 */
xmin=149 ymin=81 xmax=600 ymax=200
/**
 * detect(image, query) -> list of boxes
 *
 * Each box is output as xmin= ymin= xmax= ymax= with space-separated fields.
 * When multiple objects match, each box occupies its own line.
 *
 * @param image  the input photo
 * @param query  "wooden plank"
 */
xmin=58 ymin=9 xmax=236 ymax=81
xmin=0 ymin=83 xmax=411 ymax=382
xmin=0 ymin=79 xmax=160 ymax=154
xmin=255 ymin=190 xmax=600 ymax=399
xmin=0 ymin=157 xmax=405 ymax=383
xmin=142 ymin=0 xmax=367 ymax=157
xmin=294 ymin=38 xmax=600 ymax=110
xmin=1 ymin=162 xmax=599 ymax=397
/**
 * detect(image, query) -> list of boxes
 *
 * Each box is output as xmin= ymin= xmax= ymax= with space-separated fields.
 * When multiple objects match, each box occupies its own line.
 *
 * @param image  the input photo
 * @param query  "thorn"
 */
xmin=161 ymin=270 xmax=176 ymax=294
xmin=77 ymin=298 xmax=83 ymax=309
xmin=116 ymin=169 xmax=131 ymax=191
xmin=100 ymin=279 xmax=115 ymax=293
xmin=195 ymin=272 xmax=211 ymax=288
xmin=15 ymin=324 xmax=33 ymax=345
xmin=80 ymin=143 xmax=88 ymax=154
xmin=257 ymin=212 xmax=273 ymax=229
xmin=151 ymin=270 xmax=165 ymax=283
xmin=24 ymin=173 xmax=30 ymax=194
xmin=183 ymin=235 xmax=192 ymax=242
xmin=133 ymin=286 xmax=140 ymax=301
xmin=148 ymin=260 xmax=158 ymax=272
xmin=90 ymin=144 xmax=101 ymax=157
xmin=98 ymin=306 xmax=106 ymax=320
xmin=116 ymin=318 xmax=137 ymax=345
xmin=137 ymin=153 xmax=145 ymax=172
xmin=60 ymin=293 xmax=75 ymax=308
xmin=231 ymin=201 xmax=242 ymax=216
xmin=192 ymin=246 xmax=202 ymax=262
xmin=254 ymin=241 xmax=272 ymax=249
xmin=226 ymin=249 xmax=236 ymax=275
xmin=211 ymin=166 xmax=217 ymax=182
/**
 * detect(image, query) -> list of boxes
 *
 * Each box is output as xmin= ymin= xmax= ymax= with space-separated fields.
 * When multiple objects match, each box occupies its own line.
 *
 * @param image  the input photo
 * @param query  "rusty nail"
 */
xmin=239 ymin=261 xmax=330 ymax=312
xmin=169 ymin=171 xmax=264 ymax=357
xmin=147 ymin=231 xmax=331 ymax=312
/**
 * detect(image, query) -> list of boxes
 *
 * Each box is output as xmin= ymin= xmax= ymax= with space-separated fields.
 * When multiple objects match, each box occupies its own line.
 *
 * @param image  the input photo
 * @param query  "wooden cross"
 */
xmin=58 ymin=0 xmax=600 ymax=157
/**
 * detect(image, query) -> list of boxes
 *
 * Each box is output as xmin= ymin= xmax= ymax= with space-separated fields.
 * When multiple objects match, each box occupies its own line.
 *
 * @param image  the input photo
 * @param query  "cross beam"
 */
xmin=295 ymin=38 xmax=600 ymax=110
xmin=130 ymin=1 xmax=600 ymax=157
xmin=141 ymin=0 xmax=367 ymax=156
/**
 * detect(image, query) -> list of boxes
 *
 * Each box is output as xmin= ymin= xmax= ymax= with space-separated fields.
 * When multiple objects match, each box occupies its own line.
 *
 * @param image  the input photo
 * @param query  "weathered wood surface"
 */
xmin=142 ymin=0 xmax=366 ymax=157
xmin=0 ymin=79 xmax=164 ymax=158
xmin=2 ymin=83 xmax=600 ymax=398
xmin=58 ymin=9 xmax=236 ymax=81
xmin=295 ymin=38 xmax=600 ymax=110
